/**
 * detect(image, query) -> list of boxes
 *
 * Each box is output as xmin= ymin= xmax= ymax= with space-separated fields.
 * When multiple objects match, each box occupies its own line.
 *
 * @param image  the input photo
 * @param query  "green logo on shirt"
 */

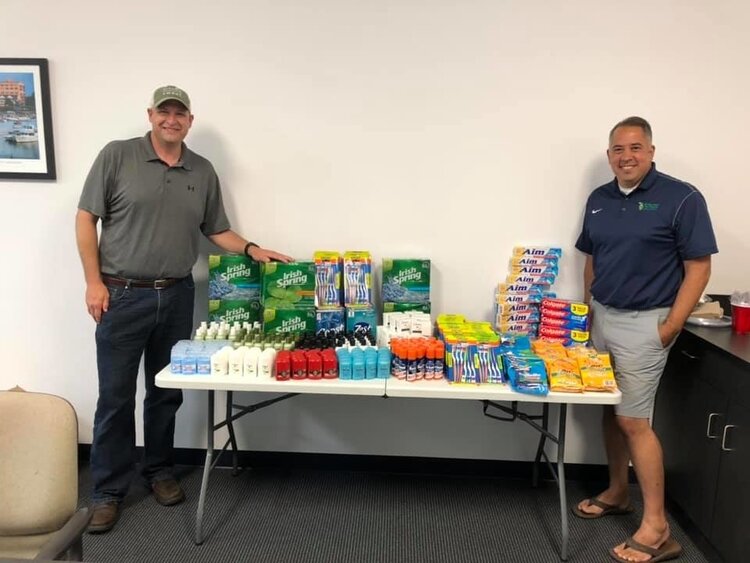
xmin=638 ymin=202 xmax=660 ymax=211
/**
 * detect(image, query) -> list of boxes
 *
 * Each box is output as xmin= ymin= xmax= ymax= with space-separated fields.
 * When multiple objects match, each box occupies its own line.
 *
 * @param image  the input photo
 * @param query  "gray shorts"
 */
xmin=590 ymin=299 xmax=674 ymax=418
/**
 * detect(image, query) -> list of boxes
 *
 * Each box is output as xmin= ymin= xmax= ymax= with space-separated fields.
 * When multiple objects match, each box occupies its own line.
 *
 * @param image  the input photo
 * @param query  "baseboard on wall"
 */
xmin=78 ymin=444 xmax=630 ymax=483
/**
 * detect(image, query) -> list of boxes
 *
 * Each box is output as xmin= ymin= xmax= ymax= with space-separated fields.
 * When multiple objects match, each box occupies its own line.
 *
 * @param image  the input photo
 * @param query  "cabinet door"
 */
xmin=654 ymin=339 xmax=728 ymax=537
xmin=710 ymin=402 xmax=750 ymax=563
xmin=676 ymin=377 xmax=726 ymax=535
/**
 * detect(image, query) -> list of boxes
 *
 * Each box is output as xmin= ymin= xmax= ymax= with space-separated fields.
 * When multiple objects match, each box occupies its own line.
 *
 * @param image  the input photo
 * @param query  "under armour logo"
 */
xmin=187 ymin=185 xmax=195 ymax=192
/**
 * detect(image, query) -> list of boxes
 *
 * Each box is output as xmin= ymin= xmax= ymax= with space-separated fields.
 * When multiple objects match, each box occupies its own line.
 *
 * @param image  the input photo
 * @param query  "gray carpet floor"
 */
xmin=79 ymin=465 xmax=712 ymax=563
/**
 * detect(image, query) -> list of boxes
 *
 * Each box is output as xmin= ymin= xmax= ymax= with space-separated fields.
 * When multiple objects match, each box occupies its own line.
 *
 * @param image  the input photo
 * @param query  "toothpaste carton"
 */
xmin=497 ymin=282 xmax=552 ymax=294
xmin=495 ymin=302 xmax=540 ymax=316
xmin=540 ymin=316 xmax=589 ymax=331
xmin=495 ymin=310 xmax=541 ymax=324
xmin=506 ymin=273 xmax=557 ymax=286
xmin=541 ymin=298 xmax=589 ymax=316
xmin=539 ymin=308 xmax=589 ymax=322
xmin=509 ymin=264 xmax=559 ymax=277
xmin=512 ymin=246 xmax=563 ymax=259
xmin=510 ymin=256 xmax=560 ymax=267
xmin=496 ymin=291 xmax=556 ymax=304
xmin=495 ymin=321 xmax=539 ymax=335
xmin=538 ymin=325 xmax=590 ymax=343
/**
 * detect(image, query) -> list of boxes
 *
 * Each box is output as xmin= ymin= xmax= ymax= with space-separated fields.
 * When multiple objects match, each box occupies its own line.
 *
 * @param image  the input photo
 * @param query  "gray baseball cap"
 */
xmin=151 ymin=85 xmax=191 ymax=111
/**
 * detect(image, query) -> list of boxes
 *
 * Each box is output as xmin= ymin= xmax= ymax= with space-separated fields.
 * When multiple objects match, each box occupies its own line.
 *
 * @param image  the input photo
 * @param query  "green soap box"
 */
xmin=208 ymin=255 xmax=260 ymax=285
xmin=263 ymin=306 xmax=316 ymax=335
xmin=382 ymin=302 xmax=431 ymax=313
xmin=261 ymin=261 xmax=316 ymax=308
xmin=208 ymin=299 xmax=262 ymax=324
xmin=382 ymin=259 xmax=431 ymax=303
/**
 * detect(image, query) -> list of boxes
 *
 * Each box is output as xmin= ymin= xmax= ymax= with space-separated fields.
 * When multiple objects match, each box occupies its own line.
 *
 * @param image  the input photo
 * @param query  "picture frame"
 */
xmin=0 ymin=58 xmax=56 ymax=180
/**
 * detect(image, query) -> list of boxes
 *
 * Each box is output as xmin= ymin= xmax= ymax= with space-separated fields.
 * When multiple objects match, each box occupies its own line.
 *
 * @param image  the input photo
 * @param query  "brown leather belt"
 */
xmin=101 ymin=274 xmax=183 ymax=290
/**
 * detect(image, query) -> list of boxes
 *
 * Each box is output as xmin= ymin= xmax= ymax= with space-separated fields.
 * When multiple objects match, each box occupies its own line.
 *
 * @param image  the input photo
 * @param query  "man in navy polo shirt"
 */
xmin=574 ymin=117 xmax=717 ymax=563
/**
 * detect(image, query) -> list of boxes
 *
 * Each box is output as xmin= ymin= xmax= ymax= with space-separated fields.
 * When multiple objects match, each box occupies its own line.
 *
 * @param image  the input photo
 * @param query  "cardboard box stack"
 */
xmin=208 ymin=255 xmax=262 ymax=324
xmin=494 ymin=247 xmax=561 ymax=337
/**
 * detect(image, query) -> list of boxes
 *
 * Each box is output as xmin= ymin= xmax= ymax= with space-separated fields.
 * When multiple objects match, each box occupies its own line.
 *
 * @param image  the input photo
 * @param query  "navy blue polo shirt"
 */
xmin=576 ymin=163 xmax=717 ymax=310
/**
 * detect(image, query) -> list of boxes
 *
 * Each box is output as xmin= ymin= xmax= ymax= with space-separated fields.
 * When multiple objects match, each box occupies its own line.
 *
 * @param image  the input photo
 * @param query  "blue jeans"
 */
xmin=90 ymin=275 xmax=195 ymax=504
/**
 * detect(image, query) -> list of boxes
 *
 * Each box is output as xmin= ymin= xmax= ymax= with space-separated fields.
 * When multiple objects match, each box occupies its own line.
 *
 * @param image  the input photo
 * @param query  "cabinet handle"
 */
xmin=706 ymin=413 xmax=722 ymax=439
xmin=721 ymin=425 xmax=737 ymax=452
xmin=680 ymin=350 xmax=699 ymax=360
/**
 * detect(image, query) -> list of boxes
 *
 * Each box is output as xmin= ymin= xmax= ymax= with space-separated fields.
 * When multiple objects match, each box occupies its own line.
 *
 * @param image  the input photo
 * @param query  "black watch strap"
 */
xmin=243 ymin=242 xmax=259 ymax=257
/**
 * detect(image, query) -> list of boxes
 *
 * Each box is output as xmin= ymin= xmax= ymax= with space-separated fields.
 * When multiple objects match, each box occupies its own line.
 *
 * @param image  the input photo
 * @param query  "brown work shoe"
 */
xmin=88 ymin=502 xmax=120 ymax=534
xmin=152 ymin=478 xmax=185 ymax=506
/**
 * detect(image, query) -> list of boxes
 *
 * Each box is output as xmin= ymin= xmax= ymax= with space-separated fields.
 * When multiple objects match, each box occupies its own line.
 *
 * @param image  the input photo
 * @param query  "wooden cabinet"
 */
xmin=653 ymin=328 xmax=750 ymax=563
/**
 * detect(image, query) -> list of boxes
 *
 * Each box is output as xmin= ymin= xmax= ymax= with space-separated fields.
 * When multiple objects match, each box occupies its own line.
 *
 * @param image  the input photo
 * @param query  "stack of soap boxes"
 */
xmin=208 ymin=255 xmax=262 ymax=324
xmin=261 ymin=261 xmax=317 ymax=335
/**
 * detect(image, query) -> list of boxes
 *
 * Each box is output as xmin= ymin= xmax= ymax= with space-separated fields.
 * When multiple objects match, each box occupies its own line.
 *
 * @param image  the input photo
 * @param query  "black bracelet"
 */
xmin=243 ymin=242 xmax=259 ymax=257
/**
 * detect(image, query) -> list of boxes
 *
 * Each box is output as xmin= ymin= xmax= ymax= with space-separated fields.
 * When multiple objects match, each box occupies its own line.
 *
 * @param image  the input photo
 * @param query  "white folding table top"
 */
xmin=157 ymin=368 xmax=621 ymax=405
xmin=156 ymin=368 xmax=386 ymax=396
xmin=385 ymin=377 xmax=621 ymax=404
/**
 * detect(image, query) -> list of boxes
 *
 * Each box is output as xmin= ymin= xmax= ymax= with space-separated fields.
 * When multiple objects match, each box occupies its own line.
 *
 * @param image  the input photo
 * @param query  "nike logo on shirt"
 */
xmin=591 ymin=208 xmax=603 ymax=214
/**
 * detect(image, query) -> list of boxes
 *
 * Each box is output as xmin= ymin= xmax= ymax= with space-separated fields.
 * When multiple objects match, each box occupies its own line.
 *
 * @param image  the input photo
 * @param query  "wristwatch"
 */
xmin=243 ymin=242 xmax=259 ymax=257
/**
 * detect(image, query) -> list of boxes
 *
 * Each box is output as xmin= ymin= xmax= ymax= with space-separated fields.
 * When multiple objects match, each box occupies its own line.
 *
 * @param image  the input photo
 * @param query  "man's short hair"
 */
xmin=609 ymin=116 xmax=652 ymax=144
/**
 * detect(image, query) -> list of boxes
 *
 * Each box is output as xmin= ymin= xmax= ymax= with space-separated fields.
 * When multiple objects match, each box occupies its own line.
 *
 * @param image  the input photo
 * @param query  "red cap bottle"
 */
xmin=275 ymin=351 xmax=291 ymax=381
xmin=307 ymin=351 xmax=322 ymax=380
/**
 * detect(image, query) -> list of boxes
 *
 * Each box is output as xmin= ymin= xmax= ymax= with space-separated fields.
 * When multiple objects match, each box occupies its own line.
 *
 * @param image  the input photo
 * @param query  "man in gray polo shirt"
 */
xmin=76 ymin=85 xmax=291 ymax=533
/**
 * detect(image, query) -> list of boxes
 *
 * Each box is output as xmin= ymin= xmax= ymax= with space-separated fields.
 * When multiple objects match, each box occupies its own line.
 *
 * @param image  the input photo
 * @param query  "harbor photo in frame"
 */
xmin=0 ymin=58 xmax=56 ymax=180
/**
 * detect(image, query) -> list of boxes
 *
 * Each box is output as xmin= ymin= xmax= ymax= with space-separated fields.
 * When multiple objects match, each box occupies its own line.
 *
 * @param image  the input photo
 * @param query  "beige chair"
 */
xmin=0 ymin=387 xmax=90 ymax=560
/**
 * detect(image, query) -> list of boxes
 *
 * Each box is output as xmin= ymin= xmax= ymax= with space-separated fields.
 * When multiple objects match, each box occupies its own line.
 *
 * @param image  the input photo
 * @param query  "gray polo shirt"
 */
xmin=78 ymin=132 xmax=230 ymax=279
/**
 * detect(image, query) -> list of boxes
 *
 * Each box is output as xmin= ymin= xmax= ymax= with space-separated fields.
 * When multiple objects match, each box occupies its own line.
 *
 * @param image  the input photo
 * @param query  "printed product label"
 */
xmin=208 ymin=299 xmax=262 ymax=324
xmin=382 ymin=259 xmax=431 ymax=303
xmin=540 ymin=298 xmax=589 ymax=316
xmin=263 ymin=306 xmax=316 ymax=334
xmin=208 ymin=255 xmax=261 ymax=300
xmin=261 ymin=262 xmax=316 ymax=308
xmin=346 ymin=306 xmax=377 ymax=337
xmin=382 ymin=302 xmax=432 ymax=313
xmin=316 ymin=308 xmax=345 ymax=334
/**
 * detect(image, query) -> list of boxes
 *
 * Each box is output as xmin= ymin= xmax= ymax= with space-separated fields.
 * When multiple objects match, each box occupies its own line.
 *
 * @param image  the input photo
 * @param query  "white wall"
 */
xmin=2 ymin=0 xmax=748 ymax=465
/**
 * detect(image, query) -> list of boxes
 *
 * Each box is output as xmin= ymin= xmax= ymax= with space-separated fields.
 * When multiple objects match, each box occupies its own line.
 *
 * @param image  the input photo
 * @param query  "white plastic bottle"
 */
xmin=229 ymin=347 xmax=246 ymax=377
xmin=211 ymin=350 xmax=229 ymax=376
xmin=259 ymin=348 xmax=277 ymax=378
xmin=244 ymin=347 xmax=263 ymax=377
xmin=233 ymin=346 xmax=249 ymax=376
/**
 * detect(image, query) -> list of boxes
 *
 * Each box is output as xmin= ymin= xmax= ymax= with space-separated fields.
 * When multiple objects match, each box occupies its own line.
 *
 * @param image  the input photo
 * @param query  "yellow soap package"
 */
xmin=576 ymin=353 xmax=618 ymax=392
xmin=545 ymin=356 xmax=584 ymax=393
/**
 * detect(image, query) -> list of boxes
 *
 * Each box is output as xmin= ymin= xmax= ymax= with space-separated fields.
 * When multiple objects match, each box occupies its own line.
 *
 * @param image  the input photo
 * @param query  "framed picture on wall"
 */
xmin=0 ymin=58 xmax=56 ymax=180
